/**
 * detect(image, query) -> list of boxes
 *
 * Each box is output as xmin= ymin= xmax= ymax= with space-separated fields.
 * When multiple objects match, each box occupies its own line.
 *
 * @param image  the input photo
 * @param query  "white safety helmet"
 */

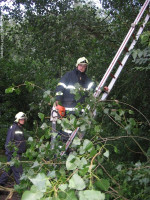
xmin=76 ymin=57 xmax=88 ymax=67
xmin=15 ymin=112 xmax=27 ymax=122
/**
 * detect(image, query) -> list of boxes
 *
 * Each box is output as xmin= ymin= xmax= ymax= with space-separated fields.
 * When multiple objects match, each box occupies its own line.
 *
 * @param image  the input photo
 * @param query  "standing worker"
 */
xmin=54 ymin=57 xmax=95 ymax=141
xmin=0 ymin=112 xmax=27 ymax=186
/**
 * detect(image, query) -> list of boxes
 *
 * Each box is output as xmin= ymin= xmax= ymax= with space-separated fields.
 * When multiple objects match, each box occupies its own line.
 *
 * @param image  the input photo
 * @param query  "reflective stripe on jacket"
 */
xmin=55 ymin=68 xmax=94 ymax=108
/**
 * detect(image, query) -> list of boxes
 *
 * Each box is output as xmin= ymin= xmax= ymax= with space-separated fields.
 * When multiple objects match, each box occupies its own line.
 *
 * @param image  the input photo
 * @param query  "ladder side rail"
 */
xmin=133 ymin=0 xmax=149 ymax=25
xmin=94 ymin=0 xmax=149 ymax=98
xmin=51 ymin=121 xmax=57 ymax=149
xmin=101 ymin=13 xmax=150 ymax=101
xmin=60 ymin=127 xmax=79 ymax=156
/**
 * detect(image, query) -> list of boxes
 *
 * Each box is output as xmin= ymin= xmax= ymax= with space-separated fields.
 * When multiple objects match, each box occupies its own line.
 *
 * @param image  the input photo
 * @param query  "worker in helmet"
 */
xmin=55 ymin=57 xmax=94 ymax=111
xmin=55 ymin=57 xmax=95 ymax=142
xmin=0 ymin=112 xmax=27 ymax=186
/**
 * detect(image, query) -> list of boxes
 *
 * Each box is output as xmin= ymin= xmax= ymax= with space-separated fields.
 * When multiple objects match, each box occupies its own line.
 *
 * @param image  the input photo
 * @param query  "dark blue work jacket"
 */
xmin=5 ymin=122 xmax=26 ymax=156
xmin=55 ymin=68 xmax=95 ymax=110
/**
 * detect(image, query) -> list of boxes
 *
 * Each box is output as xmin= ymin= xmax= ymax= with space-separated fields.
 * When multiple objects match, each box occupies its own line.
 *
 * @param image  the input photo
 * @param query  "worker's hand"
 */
xmin=104 ymin=86 xmax=109 ymax=92
xmin=55 ymin=101 xmax=59 ymax=107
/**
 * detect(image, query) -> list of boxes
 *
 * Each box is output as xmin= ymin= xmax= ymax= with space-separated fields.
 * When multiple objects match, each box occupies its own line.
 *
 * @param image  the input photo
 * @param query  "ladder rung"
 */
xmin=124 ymin=47 xmax=129 ymax=52
xmin=117 ymin=60 xmax=123 ymax=66
xmin=132 ymin=33 xmax=136 ymax=39
xmin=110 ymin=73 xmax=116 ymax=79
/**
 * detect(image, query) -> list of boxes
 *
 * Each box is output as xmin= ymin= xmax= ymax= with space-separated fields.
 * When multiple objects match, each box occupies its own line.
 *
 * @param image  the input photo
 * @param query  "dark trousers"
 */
xmin=0 ymin=155 xmax=23 ymax=185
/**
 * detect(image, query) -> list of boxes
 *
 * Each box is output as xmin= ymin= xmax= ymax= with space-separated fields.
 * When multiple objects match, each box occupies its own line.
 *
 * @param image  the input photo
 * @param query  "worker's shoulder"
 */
xmin=63 ymin=69 xmax=76 ymax=77
xmin=9 ymin=122 xmax=18 ymax=130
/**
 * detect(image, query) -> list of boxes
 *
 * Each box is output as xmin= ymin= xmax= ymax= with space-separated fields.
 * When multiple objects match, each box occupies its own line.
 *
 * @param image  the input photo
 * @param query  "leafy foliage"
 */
xmin=0 ymin=0 xmax=150 ymax=199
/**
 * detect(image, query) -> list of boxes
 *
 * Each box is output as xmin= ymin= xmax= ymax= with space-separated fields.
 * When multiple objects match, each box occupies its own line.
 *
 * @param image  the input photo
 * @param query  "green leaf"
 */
xmin=79 ymin=167 xmax=89 ymax=176
xmin=89 ymin=148 xmax=97 ymax=157
xmin=5 ymin=87 xmax=15 ymax=94
xmin=114 ymin=113 xmax=121 ymax=121
xmin=78 ymin=157 xmax=88 ymax=169
xmin=72 ymin=137 xmax=81 ymax=146
xmin=38 ymin=113 xmax=45 ymax=122
xmin=116 ymin=164 xmax=122 ymax=171
xmin=78 ymin=190 xmax=105 ymax=200
xmin=69 ymin=173 xmax=86 ymax=190
xmin=31 ymin=161 xmax=40 ymax=168
xmin=103 ymin=150 xmax=109 ymax=158
xmin=80 ymin=124 xmax=86 ymax=132
xmin=103 ymin=108 xmax=109 ymax=114
xmin=29 ymin=173 xmax=51 ymax=192
xmin=43 ymin=90 xmax=51 ymax=98
xmin=25 ymin=81 xmax=35 ymax=92
xmin=66 ymin=154 xmax=80 ymax=170
xmin=132 ymin=50 xmax=138 ymax=60
xmin=15 ymin=88 xmax=21 ymax=94
xmin=58 ymin=191 xmax=67 ymax=199
xmin=28 ymin=137 xmax=33 ymax=142
xmin=114 ymin=146 xmax=118 ymax=153
xmin=66 ymin=190 xmax=78 ymax=200
xmin=40 ymin=123 xmax=48 ymax=130
xmin=58 ymin=184 xmax=68 ymax=191
xmin=94 ymin=125 xmax=100 ymax=132
xmin=22 ymin=190 xmax=43 ymax=200
xmin=95 ymin=179 xmax=110 ymax=191
xmin=47 ymin=170 xmax=56 ymax=178
xmin=83 ymin=139 xmax=93 ymax=151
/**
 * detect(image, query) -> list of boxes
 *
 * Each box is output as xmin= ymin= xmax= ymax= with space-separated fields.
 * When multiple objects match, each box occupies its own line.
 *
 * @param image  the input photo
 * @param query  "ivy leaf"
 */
xmin=69 ymin=173 xmax=86 ymax=190
xmin=78 ymin=190 xmax=105 ymax=200
xmin=5 ymin=87 xmax=15 ymax=94
xmin=38 ymin=113 xmax=45 ymax=122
